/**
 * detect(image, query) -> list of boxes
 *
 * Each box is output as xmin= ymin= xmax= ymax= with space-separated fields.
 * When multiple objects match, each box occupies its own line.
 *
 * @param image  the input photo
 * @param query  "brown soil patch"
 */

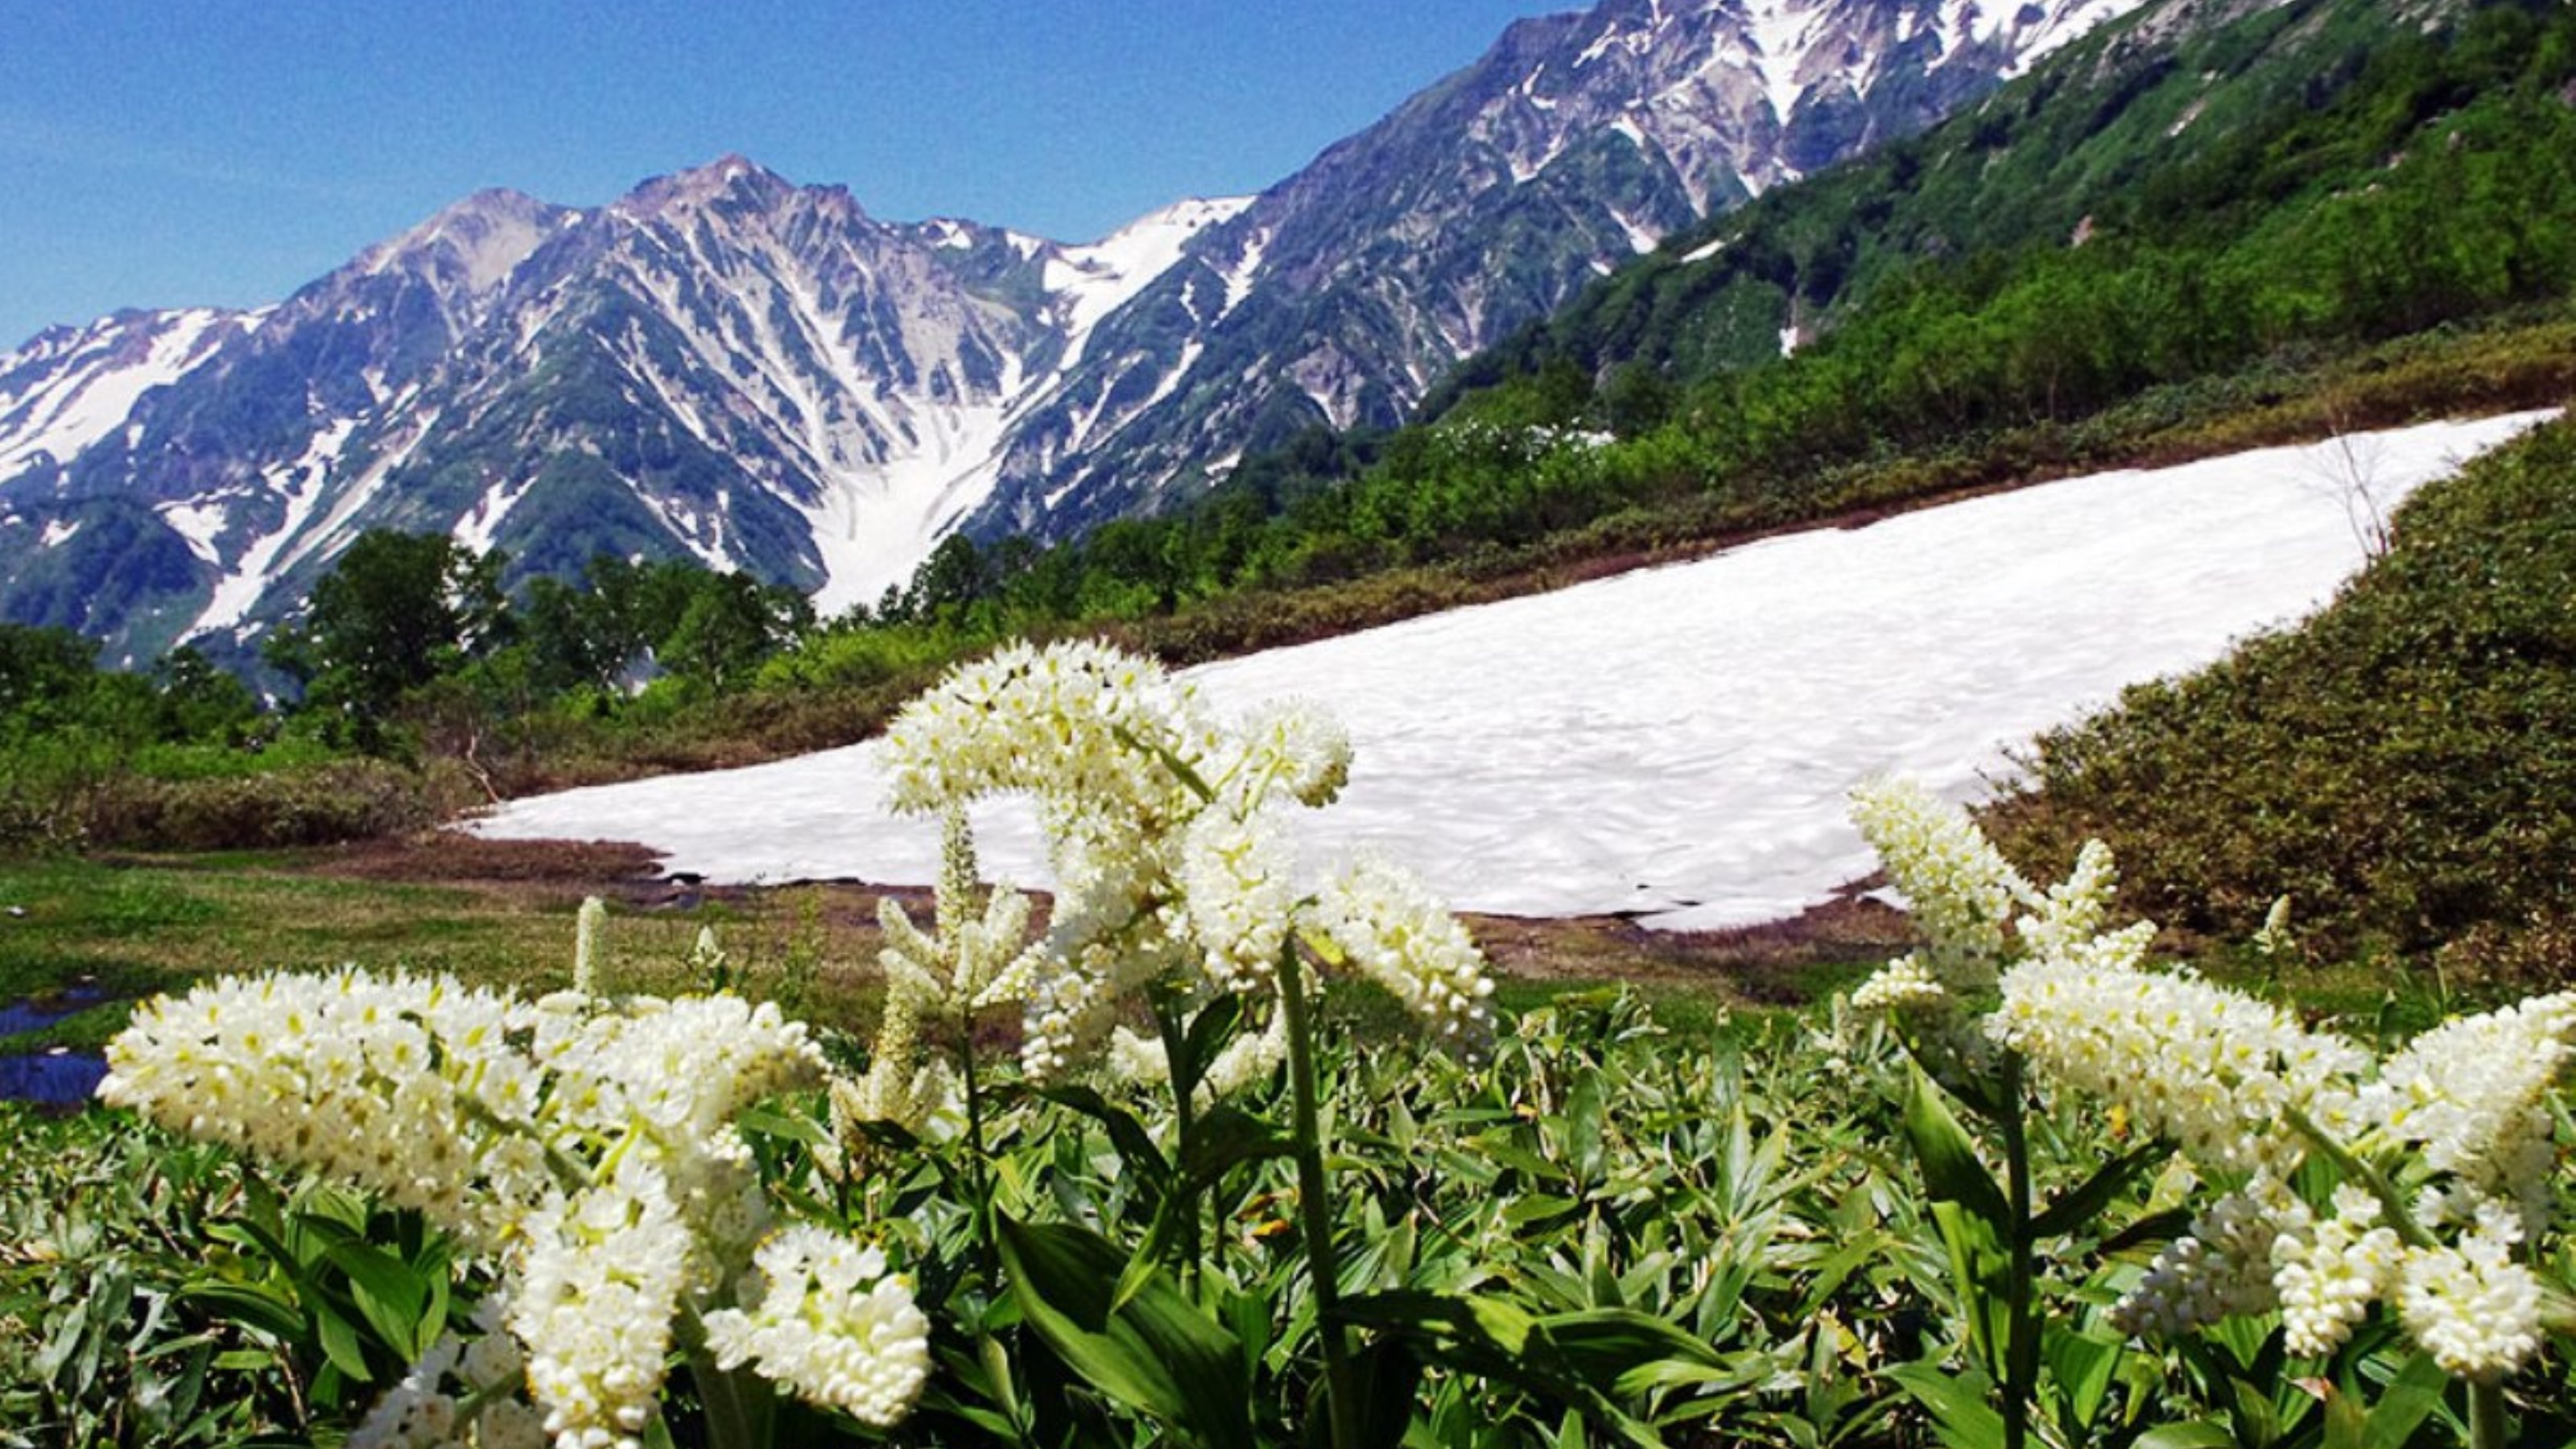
xmin=313 ymin=828 xmax=1910 ymax=1007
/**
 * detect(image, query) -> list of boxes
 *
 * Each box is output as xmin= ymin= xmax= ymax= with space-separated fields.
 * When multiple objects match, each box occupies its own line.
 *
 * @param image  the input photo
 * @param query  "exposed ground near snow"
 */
xmin=473 ymin=411 xmax=2557 ymax=929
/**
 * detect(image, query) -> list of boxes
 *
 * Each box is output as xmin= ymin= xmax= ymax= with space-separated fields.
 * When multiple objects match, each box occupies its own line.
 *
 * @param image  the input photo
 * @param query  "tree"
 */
xmin=267 ymin=530 xmax=510 ymax=749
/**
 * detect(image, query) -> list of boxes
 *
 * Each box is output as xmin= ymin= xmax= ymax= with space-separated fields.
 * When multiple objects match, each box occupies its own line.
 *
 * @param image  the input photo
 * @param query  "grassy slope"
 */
xmin=1987 ymin=414 xmax=2576 ymax=973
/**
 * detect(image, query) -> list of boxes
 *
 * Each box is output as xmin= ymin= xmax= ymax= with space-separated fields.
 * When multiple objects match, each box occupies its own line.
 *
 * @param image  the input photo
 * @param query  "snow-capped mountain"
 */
xmin=968 ymin=0 xmax=2149 ymax=538
xmin=0 ymin=0 xmax=2149 ymax=660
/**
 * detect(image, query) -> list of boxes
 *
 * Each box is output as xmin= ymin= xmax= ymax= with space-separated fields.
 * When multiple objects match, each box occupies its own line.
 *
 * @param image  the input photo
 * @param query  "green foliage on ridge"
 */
xmin=1988 ymin=415 xmax=2576 ymax=974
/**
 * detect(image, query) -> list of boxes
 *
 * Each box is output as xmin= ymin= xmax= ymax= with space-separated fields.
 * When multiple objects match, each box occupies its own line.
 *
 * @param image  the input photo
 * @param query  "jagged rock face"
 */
xmin=967 ymin=0 xmax=2147 ymax=539
xmin=0 ymin=0 xmax=2149 ymax=660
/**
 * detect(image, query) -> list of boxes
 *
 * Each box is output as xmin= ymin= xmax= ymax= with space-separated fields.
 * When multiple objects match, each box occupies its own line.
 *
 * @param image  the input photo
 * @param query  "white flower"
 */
xmin=2110 ymin=1182 xmax=2289 ymax=1339
xmin=1987 ymin=953 xmax=2367 ymax=1180
xmin=1851 ymin=955 xmax=1945 ymax=1012
xmin=572 ymin=897 xmax=608 ymax=993
xmin=2253 ymin=895 xmax=2296 ymax=960
xmin=1849 ymin=778 xmax=2037 ymax=978
xmin=510 ymin=1159 xmax=693 ymax=1449
xmin=2396 ymin=1203 xmax=2545 ymax=1382
xmin=1310 ymin=854 xmax=1496 ymax=1051
xmin=1220 ymin=698 xmax=1352 ymax=809
xmin=1177 ymin=806 xmax=1298 ymax=994
xmin=701 ymin=1226 xmax=931 ymax=1428
xmin=2362 ymin=992 xmax=2576 ymax=1231
xmin=101 ymin=967 xmax=844 ymax=1443
xmin=2273 ymin=1186 xmax=2401 ymax=1357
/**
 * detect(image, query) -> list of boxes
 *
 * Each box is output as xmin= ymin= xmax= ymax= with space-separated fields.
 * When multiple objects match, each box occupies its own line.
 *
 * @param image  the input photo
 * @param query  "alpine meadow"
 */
xmin=10 ymin=1 xmax=2576 ymax=1446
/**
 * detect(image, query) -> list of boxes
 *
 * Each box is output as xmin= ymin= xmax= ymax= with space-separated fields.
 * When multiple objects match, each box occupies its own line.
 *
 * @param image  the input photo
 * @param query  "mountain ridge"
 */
xmin=0 ymin=0 xmax=2152 ymax=664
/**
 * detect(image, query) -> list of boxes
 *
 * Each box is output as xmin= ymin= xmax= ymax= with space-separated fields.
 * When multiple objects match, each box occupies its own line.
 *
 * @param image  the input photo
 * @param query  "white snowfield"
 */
xmin=473 ymin=411 xmax=2557 ymax=930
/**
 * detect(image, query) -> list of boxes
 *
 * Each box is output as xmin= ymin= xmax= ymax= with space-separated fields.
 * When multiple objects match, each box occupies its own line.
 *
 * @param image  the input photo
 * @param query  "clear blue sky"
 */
xmin=0 ymin=2 xmax=1575 ymax=349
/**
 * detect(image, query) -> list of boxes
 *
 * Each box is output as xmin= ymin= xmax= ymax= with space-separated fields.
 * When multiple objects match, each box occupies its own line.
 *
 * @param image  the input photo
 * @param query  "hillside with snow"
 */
xmin=474 ymin=411 xmax=2556 ymax=927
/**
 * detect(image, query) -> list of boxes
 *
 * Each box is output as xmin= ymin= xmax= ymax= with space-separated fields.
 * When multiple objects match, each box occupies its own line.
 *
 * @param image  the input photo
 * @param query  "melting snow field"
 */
xmin=473 ymin=411 xmax=2556 ymax=929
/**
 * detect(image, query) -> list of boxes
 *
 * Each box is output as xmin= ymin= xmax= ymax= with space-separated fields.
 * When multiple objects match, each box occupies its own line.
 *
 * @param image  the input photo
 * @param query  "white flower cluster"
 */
xmin=882 ymin=640 xmax=1490 ymax=1082
xmin=1848 ymin=777 xmax=2036 ymax=983
xmin=1988 ymin=953 xmax=2369 ymax=1179
xmin=2108 ymin=1183 xmax=2288 ymax=1340
xmin=350 ymin=1299 xmax=545 ymax=1449
xmin=1993 ymin=943 xmax=2575 ymax=1377
xmin=2273 ymin=1187 xmax=2401 ymax=1357
xmin=2396 ymin=1202 xmax=2546 ymax=1382
xmin=1849 ymin=954 xmax=1945 ymax=1012
xmin=2363 ymin=991 xmax=2576 ymax=1231
xmin=1309 ymin=854 xmax=1496 ymax=1051
xmin=703 ymin=1226 xmax=932 ymax=1427
xmin=1847 ymin=782 xmax=2576 ymax=1385
xmin=101 ymin=967 xmax=929 ymax=1447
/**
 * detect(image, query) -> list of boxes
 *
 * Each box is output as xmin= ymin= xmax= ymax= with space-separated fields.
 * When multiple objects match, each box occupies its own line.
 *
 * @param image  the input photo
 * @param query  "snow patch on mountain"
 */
xmin=0 ymin=309 xmax=254 ymax=480
xmin=191 ymin=418 xmax=360 ymax=638
xmin=1046 ymin=196 xmax=1252 ymax=350
xmin=474 ymin=411 xmax=2558 ymax=927
xmin=802 ymin=398 xmax=1017 ymax=613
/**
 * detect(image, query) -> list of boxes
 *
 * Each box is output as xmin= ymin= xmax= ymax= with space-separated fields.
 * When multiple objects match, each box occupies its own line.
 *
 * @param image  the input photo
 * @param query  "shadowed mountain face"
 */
xmin=0 ymin=0 xmax=2145 ymax=661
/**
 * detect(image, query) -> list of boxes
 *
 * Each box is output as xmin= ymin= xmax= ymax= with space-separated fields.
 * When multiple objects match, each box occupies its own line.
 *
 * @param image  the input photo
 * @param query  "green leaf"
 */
xmin=178 ymin=1283 xmax=308 ymax=1344
xmin=1886 ymin=1361 xmax=2007 ymax=1449
xmin=1174 ymin=993 xmax=1245 ymax=1102
xmin=2361 ymin=1352 xmax=2450 ymax=1449
xmin=2098 ymin=1206 xmax=2197 ymax=1257
xmin=2029 ymin=1141 xmax=2170 ymax=1241
xmin=2132 ymin=1424 xmax=2239 ymax=1449
xmin=325 ymin=1241 xmax=431 ymax=1360
xmin=1038 ymin=1086 xmax=1171 ymax=1184
xmin=1901 ymin=1067 xmax=2010 ymax=1235
xmin=996 ymin=1216 xmax=1253 ymax=1449
xmin=735 ymin=1102 xmax=834 ymax=1150
xmin=1179 ymin=1104 xmax=1295 ymax=1191
xmin=2040 ymin=1325 xmax=2123 ymax=1431
xmin=315 ymin=1304 xmax=374 ymax=1384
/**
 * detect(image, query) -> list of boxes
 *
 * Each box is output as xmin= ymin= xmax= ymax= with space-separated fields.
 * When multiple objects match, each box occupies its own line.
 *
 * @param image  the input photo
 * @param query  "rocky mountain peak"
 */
xmin=615 ymin=153 xmax=802 ymax=221
xmin=357 ymin=188 xmax=574 ymax=297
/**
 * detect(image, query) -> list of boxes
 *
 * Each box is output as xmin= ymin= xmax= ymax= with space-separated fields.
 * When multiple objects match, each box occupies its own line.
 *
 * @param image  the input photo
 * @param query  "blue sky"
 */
xmin=0 ymin=2 xmax=1573 ymax=349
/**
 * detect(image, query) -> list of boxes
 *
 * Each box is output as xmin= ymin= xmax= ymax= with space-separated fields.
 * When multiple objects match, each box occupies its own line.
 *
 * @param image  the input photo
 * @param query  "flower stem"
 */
xmin=2285 ymin=1106 xmax=2440 ymax=1251
xmin=1998 ymin=1055 xmax=2037 ymax=1449
xmin=2470 ymin=1378 xmax=2508 ymax=1449
xmin=958 ymin=1024 xmax=998 ymax=1285
xmin=679 ymin=1310 xmax=774 ymax=1449
xmin=1278 ymin=948 xmax=1360 ymax=1449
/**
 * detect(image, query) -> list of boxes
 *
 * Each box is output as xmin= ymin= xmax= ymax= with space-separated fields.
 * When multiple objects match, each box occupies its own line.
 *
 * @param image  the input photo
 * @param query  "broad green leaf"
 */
xmin=2029 ymin=1142 xmax=2170 ymax=1241
xmin=315 ymin=1303 xmax=374 ymax=1384
xmin=178 ymin=1283 xmax=308 ymax=1344
xmin=2132 ymin=1424 xmax=2239 ymax=1449
xmin=735 ymin=1102 xmax=834 ymax=1150
xmin=1038 ymin=1086 xmax=1171 ymax=1183
xmin=996 ymin=1216 xmax=1253 ymax=1449
xmin=1886 ymin=1361 xmax=2008 ymax=1449
xmin=2041 ymin=1324 xmax=2124 ymax=1431
xmin=1902 ymin=1067 xmax=2010 ymax=1235
xmin=2362 ymin=1352 xmax=2450 ymax=1449
xmin=325 ymin=1241 xmax=431 ymax=1360
xmin=1174 ymin=993 xmax=1244 ymax=1102
xmin=1179 ymin=1104 xmax=1295 ymax=1191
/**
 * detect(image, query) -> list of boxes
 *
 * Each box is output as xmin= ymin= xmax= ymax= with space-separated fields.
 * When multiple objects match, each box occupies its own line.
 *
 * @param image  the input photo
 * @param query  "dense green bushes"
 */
xmin=1989 ymin=416 xmax=2576 ymax=969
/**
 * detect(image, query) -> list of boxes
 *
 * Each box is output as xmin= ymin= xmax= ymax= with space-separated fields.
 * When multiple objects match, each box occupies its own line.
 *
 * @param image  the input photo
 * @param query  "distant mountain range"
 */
xmin=0 ymin=0 xmax=2146 ymax=663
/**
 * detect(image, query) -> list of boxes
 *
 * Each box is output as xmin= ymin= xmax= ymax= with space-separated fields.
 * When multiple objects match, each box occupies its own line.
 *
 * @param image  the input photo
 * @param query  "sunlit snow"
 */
xmin=473 ymin=411 xmax=2555 ymax=929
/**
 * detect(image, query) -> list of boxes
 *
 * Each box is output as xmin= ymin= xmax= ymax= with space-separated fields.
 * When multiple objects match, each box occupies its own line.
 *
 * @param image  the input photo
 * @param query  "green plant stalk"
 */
xmin=956 ymin=1020 xmax=998 ymax=1285
xmin=1998 ymin=1055 xmax=2039 ymax=1449
xmin=2285 ymin=1107 xmax=2439 ymax=1251
xmin=1153 ymin=989 xmax=1207 ymax=1283
xmin=679 ymin=1308 xmax=774 ymax=1449
xmin=1278 ymin=947 xmax=1361 ymax=1449
xmin=2470 ymin=1378 xmax=2508 ymax=1449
